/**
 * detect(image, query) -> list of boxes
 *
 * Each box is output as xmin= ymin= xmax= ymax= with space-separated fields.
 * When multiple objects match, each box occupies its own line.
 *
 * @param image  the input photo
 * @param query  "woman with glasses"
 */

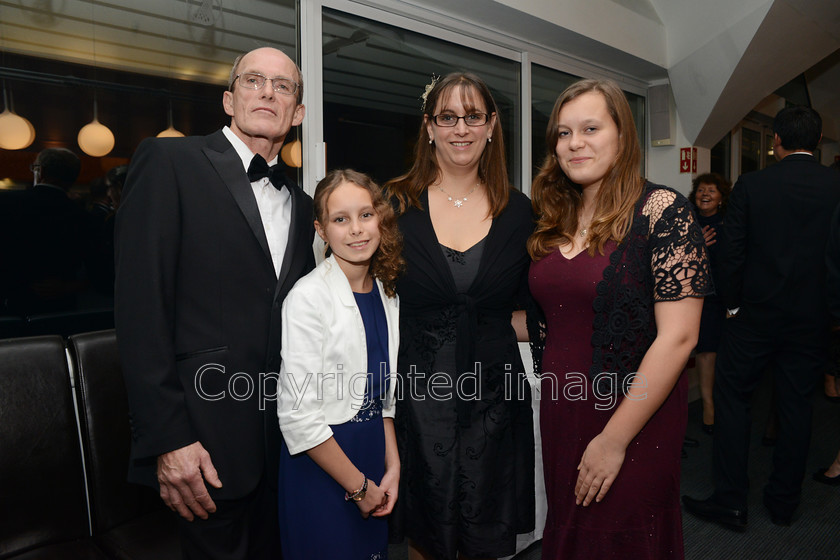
xmin=385 ymin=72 xmax=534 ymax=560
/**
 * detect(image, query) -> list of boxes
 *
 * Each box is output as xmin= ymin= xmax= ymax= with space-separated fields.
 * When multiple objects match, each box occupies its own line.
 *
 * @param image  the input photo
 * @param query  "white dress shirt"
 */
xmin=222 ymin=126 xmax=291 ymax=277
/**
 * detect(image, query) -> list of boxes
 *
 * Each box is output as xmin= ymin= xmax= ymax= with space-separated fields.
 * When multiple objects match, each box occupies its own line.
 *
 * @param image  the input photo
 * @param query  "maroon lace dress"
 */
xmin=528 ymin=185 xmax=711 ymax=560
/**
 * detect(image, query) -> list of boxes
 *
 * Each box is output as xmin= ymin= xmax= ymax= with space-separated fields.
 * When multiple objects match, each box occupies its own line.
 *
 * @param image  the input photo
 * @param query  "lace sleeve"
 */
xmin=644 ymin=188 xmax=713 ymax=301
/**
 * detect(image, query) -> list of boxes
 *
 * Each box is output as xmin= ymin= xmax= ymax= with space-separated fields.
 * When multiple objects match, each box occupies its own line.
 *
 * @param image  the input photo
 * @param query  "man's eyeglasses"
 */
xmin=29 ymin=163 xmax=41 ymax=172
xmin=432 ymin=113 xmax=489 ymax=127
xmin=232 ymin=72 xmax=299 ymax=96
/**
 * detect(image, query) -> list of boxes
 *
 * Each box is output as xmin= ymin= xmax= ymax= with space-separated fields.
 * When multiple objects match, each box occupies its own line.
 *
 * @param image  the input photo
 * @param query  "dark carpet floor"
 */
xmin=389 ymin=371 xmax=840 ymax=559
xmin=679 ymin=372 xmax=840 ymax=560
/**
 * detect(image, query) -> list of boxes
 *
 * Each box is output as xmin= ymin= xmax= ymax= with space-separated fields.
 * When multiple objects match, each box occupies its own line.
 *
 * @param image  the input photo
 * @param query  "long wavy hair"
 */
xmin=314 ymin=169 xmax=404 ymax=297
xmin=528 ymin=79 xmax=644 ymax=260
xmin=385 ymin=72 xmax=510 ymax=217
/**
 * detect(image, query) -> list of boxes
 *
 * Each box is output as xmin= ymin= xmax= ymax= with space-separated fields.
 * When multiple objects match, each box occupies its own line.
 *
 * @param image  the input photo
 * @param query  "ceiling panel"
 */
xmin=1 ymin=0 xmax=296 ymax=85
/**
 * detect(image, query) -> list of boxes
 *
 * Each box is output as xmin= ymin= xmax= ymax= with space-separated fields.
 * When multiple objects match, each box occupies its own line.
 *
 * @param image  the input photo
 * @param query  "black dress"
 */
xmin=390 ymin=189 xmax=535 ymax=560
xmin=695 ymin=211 xmax=725 ymax=353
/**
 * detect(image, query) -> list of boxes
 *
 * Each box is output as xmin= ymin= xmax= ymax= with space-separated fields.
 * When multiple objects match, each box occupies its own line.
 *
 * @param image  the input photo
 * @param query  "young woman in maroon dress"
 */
xmin=527 ymin=79 xmax=711 ymax=559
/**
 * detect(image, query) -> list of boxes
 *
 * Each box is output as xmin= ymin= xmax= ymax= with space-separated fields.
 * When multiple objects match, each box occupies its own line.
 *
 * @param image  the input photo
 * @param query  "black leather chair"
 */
xmin=67 ymin=330 xmax=180 ymax=560
xmin=0 ymin=336 xmax=108 ymax=559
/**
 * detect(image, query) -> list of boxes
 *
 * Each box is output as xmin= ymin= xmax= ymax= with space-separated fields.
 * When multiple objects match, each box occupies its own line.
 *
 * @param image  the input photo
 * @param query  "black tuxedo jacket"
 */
xmin=721 ymin=153 xmax=840 ymax=330
xmin=115 ymin=129 xmax=315 ymax=498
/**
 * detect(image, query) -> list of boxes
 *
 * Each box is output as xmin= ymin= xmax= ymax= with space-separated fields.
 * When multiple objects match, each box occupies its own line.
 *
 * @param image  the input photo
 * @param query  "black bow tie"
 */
xmin=247 ymin=154 xmax=288 ymax=191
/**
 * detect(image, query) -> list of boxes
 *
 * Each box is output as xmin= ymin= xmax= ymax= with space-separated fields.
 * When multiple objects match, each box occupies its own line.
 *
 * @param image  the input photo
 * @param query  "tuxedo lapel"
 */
xmin=275 ymin=180 xmax=307 ymax=298
xmin=202 ymin=132 xmax=272 ymax=263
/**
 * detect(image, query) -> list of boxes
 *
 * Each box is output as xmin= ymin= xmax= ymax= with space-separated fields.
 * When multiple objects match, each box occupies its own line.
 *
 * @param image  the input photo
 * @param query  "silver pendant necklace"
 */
xmin=438 ymin=183 xmax=479 ymax=208
xmin=579 ymin=205 xmax=594 ymax=237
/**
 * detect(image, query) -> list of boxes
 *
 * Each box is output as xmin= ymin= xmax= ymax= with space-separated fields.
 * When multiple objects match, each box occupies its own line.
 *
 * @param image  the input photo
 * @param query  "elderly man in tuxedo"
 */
xmin=115 ymin=47 xmax=315 ymax=559
xmin=683 ymin=106 xmax=840 ymax=528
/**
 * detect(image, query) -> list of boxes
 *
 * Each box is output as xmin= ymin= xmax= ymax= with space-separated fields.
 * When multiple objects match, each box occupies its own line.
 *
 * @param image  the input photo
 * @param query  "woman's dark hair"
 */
xmin=689 ymin=172 xmax=731 ymax=213
xmin=385 ymin=72 xmax=510 ymax=217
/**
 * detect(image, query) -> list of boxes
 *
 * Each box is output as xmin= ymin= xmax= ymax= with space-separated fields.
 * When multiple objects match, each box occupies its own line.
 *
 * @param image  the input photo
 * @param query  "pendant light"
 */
xmin=281 ymin=139 xmax=302 ymax=168
xmin=76 ymin=2 xmax=114 ymax=157
xmin=157 ymin=100 xmax=184 ymax=138
xmin=0 ymin=85 xmax=35 ymax=150
xmin=77 ymin=97 xmax=115 ymax=157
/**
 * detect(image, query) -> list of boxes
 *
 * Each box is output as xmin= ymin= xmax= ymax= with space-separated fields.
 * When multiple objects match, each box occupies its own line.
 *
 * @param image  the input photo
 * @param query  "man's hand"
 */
xmin=157 ymin=441 xmax=222 ymax=521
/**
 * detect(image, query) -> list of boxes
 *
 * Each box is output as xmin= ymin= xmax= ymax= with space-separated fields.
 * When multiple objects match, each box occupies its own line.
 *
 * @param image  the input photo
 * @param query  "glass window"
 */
xmin=531 ymin=64 xmax=578 ymax=177
xmin=741 ymin=127 xmax=762 ymax=174
xmin=625 ymin=90 xmax=646 ymax=175
xmin=710 ymin=133 xmax=731 ymax=179
xmin=764 ymin=132 xmax=777 ymax=168
xmin=321 ymin=8 xmax=520 ymax=187
xmin=0 ymin=0 xmax=298 ymax=185
xmin=530 ymin=64 xmax=645 ymax=182
xmin=0 ymin=0 xmax=298 ymax=339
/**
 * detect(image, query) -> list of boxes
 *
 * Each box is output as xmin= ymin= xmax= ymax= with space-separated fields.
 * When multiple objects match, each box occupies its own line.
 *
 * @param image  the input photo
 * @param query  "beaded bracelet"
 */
xmin=345 ymin=475 xmax=368 ymax=502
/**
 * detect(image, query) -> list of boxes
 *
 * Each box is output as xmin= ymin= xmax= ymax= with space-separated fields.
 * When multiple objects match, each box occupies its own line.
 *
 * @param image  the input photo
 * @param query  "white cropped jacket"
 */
xmin=277 ymin=255 xmax=399 ymax=455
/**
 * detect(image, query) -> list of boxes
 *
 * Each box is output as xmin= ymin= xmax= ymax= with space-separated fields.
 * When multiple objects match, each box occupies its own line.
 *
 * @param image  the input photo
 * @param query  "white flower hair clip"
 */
xmin=421 ymin=74 xmax=440 ymax=112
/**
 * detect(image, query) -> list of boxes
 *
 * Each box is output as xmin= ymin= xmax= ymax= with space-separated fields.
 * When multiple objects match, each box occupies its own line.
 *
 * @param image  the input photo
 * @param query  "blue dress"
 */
xmin=278 ymin=282 xmax=390 ymax=560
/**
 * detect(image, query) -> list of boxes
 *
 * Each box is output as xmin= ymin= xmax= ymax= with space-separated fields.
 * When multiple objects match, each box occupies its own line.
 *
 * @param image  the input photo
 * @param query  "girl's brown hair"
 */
xmin=385 ymin=72 xmax=511 ymax=217
xmin=314 ymin=169 xmax=404 ymax=297
xmin=528 ymin=79 xmax=644 ymax=260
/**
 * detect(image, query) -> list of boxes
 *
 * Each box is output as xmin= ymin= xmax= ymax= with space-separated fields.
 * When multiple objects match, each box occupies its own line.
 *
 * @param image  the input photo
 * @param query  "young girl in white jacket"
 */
xmin=277 ymin=169 xmax=403 ymax=559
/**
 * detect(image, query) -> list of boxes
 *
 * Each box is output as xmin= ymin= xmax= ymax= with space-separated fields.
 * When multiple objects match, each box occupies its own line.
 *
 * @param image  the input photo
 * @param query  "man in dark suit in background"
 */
xmin=1 ymin=148 xmax=91 ymax=315
xmin=684 ymin=106 xmax=840 ymax=528
xmin=115 ymin=47 xmax=315 ymax=559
